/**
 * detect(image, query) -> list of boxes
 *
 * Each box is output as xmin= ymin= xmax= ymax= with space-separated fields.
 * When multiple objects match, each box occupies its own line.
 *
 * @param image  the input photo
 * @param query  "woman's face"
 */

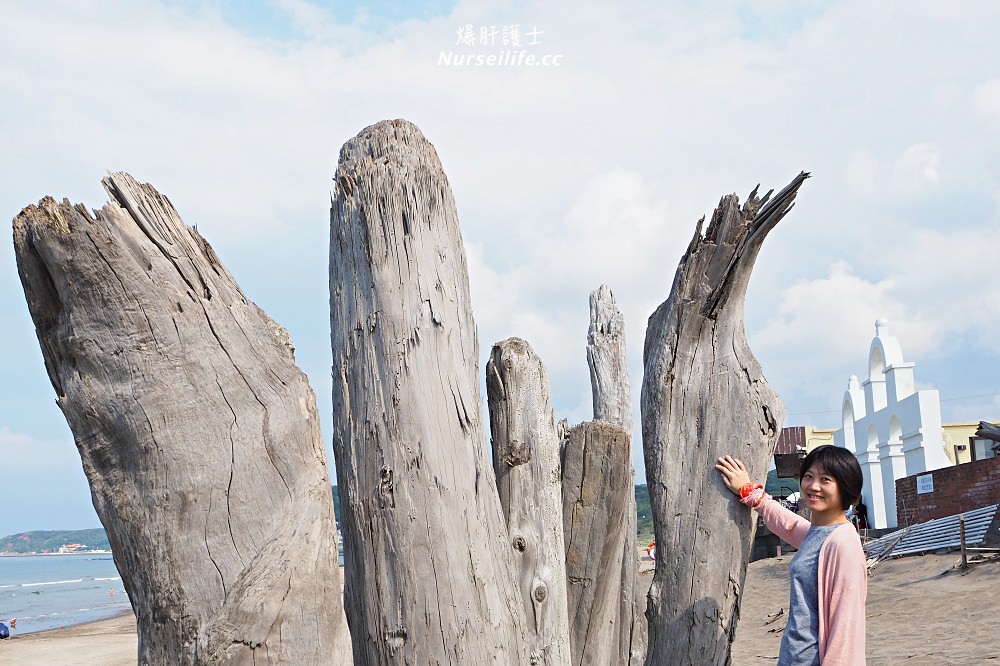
xmin=800 ymin=464 xmax=843 ymax=517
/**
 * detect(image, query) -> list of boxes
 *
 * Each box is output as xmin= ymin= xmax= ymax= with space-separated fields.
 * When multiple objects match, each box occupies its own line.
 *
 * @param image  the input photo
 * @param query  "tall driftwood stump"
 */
xmin=641 ymin=173 xmax=809 ymax=665
xmin=13 ymin=174 xmax=346 ymax=664
xmin=330 ymin=119 xmax=529 ymax=664
xmin=487 ymin=338 xmax=571 ymax=665
xmin=561 ymin=420 xmax=638 ymax=666
xmin=561 ymin=285 xmax=642 ymax=666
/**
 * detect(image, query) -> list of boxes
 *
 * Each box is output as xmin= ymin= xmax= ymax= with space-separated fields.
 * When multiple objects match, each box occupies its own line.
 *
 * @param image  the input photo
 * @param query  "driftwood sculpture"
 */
xmin=329 ymin=120 xmax=530 ymax=664
xmin=485 ymin=286 xmax=642 ymax=666
xmin=13 ymin=174 xmax=347 ymax=664
xmin=641 ymin=173 xmax=809 ymax=665
xmin=563 ymin=286 xmax=642 ymax=666
xmin=487 ymin=338 xmax=571 ymax=665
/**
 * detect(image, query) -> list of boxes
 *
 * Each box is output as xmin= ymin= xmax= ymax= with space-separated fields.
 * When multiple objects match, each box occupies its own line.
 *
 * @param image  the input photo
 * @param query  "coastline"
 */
xmin=0 ymin=610 xmax=137 ymax=666
xmin=4 ymin=553 xmax=997 ymax=664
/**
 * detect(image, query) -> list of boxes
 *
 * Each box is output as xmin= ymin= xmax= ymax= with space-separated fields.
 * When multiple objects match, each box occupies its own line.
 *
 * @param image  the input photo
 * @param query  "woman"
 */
xmin=716 ymin=445 xmax=867 ymax=665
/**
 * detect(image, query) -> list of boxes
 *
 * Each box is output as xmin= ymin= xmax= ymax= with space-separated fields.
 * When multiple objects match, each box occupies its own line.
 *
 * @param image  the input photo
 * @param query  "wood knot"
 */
xmin=532 ymin=582 xmax=547 ymax=603
xmin=512 ymin=535 xmax=527 ymax=552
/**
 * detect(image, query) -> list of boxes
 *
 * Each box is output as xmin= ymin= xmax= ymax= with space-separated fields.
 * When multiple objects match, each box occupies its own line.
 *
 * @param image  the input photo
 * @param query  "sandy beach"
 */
xmin=733 ymin=552 xmax=1000 ymax=665
xmin=3 ymin=553 xmax=997 ymax=664
xmin=0 ymin=611 xmax=137 ymax=665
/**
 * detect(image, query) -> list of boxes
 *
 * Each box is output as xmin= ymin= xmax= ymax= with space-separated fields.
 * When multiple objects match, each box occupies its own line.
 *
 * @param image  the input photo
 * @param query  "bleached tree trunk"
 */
xmin=561 ymin=421 xmax=635 ymax=666
xmin=13 ymin=174 xmax=347 ymax=664
xmin=584 ymin=285 xmax=644 ymax=665
xmin=640 ymin=173 xmax=809 ymax=665
xmin=587 ymin=285 xmax=632 ymax=431
xmin=330 ymin=119 xmax=529 ymax=665
xmin=486 ymin=338 xmax=571 ymax=666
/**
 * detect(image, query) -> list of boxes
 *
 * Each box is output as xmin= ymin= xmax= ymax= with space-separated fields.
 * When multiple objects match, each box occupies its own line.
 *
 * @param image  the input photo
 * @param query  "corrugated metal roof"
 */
xmin=775 ymin=427 xmax=806 ymax=455
xmin=864 ymin=504 xmax=999 ymax=559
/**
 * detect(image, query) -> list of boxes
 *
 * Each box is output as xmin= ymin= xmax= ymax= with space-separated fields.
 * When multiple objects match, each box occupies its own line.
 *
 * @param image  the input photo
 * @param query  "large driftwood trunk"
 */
xmin=330 ymin=119 xmax=529 ymax=664
xmin=13 ymin=174 xmax=346 ymax=664
xmin=586 ymin=286 xmax=645 ymax=666
xmin=640 ymin=173 xmax=808 ymax=665
xmin=565 ymin=285 xmax=642 ymax=666
xmin=487 ymin=338 xmax=571 ymax=665
xmin=561 ymin=421 xmax=635 ymax=666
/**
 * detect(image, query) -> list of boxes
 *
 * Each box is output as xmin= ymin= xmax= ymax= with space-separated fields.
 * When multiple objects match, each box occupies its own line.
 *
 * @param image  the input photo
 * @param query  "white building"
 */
xmin=834 ymin=319 xmax=952 ymax=529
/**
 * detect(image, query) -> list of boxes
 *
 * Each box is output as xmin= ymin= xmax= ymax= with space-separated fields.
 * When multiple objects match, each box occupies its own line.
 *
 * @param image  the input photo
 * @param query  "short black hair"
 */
xmin=798 ymin=445 xmax=863 ymax=510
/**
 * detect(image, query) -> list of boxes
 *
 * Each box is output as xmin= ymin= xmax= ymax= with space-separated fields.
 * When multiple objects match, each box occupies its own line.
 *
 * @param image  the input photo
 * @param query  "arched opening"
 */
xmin=889 ymin=416 xmax=902 ymax=446
xmin=842 ymin=400 xmax=858 ymax=453
xmin=869 ymin=346 xmax=885 ymax=382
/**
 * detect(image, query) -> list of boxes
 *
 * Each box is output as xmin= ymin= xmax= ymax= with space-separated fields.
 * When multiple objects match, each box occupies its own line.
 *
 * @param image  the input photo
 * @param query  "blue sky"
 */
xmin=2 ymin=0 xmax=999 ymax=535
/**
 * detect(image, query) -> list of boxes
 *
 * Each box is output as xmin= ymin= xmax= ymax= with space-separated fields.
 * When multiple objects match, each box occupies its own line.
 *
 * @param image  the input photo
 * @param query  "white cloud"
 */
xmin=892 ymin=142 xmax=940 ymax=193
xmin=3 ymin=0 xmax=1000 ymax=495
xmin=972 ymin=79 xmax=1000 ymax=120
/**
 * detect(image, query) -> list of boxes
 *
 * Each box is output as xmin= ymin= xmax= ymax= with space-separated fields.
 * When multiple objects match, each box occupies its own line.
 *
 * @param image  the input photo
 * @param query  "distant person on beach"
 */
xmin=717 ymin=445 xmax=867 ymax=665
xmin=854 ymin=500 xmax=869 ymax=530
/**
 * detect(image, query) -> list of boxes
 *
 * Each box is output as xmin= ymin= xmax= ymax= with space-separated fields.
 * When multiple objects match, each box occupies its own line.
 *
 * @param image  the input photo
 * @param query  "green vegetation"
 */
xmin=766 ymin=468 xmax=799 ymax=498
xmin=636 ymin=484 xmax=653 ymax=541
xmin=0 ymin=528 xmax=110 ymax=554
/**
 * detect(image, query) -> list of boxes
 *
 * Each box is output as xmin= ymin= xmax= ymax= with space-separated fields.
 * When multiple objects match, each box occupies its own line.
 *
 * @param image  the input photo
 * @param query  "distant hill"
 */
xmin=6 ymin=479 xmax=791 ymax=554
xmin=0 ymin=528 xmax=110 ymax=554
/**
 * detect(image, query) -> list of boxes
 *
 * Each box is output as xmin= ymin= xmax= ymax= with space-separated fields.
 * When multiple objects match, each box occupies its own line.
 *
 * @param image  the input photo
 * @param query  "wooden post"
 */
xmin=586 ymin=285 xmax=645 ymax=665
xmin=486 ymin=337 xmax=571 ymax=665
xmin=960 ymin=515 xmax=968 ymax=570
xmin=641 ymin=174 xmax=809 ymax=665
xmin=13 ymin=174 xmax=348 ymax=663
xmin=330 ymin=119 xmax=529 ymax=664
xmin=561 ymin=421 xmax=635 ymax=666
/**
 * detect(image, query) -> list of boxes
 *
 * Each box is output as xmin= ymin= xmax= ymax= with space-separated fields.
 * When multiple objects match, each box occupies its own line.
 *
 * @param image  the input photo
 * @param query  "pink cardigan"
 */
xmin=756 ymin=497 xmax=867 ymax=665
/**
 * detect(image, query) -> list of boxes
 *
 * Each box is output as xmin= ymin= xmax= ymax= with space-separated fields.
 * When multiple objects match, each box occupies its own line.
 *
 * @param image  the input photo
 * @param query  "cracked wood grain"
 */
xmin=13 ymin=173 xmax=349 ymax=664
xmin=330 ymin=119 xmax=529 ymax=665
xmin=487 ymin=337 xmax=571 ymax=666
xmin=640 ymin=173 xmax=808 ymax=665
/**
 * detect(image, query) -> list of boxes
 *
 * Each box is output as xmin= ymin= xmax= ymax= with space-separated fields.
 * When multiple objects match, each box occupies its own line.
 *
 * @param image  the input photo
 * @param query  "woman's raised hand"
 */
xmin=715 ymin=455 xmax=752 ymax=495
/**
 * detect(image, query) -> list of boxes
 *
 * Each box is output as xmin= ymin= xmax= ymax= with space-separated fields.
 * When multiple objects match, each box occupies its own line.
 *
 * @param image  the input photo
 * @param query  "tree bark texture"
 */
xmin=487 ymin=337 xmax=572 ymax=666
xmin=585 ymin=285 xmax=645 ymax=666
xmin=330 ymin=119 xmax=529 ymax=665
xmin=561 ymin=421 xmax=636 ymax=666
xmin=13 ymin=173 xmax=345 ymax=664
xmin=587 ymin=285 xmax=632 ymax=432
xmin=640 ymin=173 xmax=809 ymax=665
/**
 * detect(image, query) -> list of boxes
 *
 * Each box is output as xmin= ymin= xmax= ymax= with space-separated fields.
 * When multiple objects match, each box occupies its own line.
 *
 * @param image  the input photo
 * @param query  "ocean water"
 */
xmin=0 ymin=553 xmax=132 ymax=635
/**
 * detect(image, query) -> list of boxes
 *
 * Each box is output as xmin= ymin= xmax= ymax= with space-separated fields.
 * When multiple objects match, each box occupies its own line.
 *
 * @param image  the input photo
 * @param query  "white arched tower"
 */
xmin=833 ymin=319 xmax=951 ymax=528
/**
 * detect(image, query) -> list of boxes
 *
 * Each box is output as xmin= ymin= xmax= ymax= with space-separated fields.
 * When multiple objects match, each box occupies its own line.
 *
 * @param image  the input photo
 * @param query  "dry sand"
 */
xmin=3 ymin=553 xmax=997 ymax=664
xmin=733 ymin=552 xmax=1000 ymax=665
xmin=0 ymin=612 xmax=137 ymax=665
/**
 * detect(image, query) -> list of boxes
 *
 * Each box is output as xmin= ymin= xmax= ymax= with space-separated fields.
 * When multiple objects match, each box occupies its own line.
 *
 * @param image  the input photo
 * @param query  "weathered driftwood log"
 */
xmin=585 ymin=285 xmax=644 ymax=665
xmin=561 ymin=421 xmax=636 ymax=666
xmin=13 ymin=174 xmax=346 ymax=664
xmin=640 ymin=173 xmax=809 ymax=665
xmin=587 ymin=285 xmax=632 ymax=431
xmin=487 ymin=338 xmax=571 ymax=665
xmin=975 ymin=421 xmax=1000 ymax=443
xmin=330 ymin=119 xmax=529 ymax=664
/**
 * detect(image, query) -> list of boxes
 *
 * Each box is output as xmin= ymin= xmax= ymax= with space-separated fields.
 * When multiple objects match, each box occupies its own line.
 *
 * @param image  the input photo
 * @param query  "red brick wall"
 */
xmin=895 ymin=457 xmax=1000 ymax=527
